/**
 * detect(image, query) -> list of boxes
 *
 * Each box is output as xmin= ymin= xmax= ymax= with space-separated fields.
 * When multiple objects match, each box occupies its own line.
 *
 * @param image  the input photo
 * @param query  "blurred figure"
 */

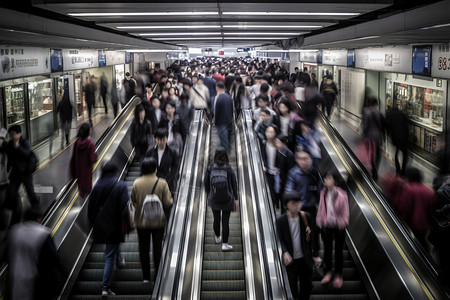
xmin=110 ymin=86 xmax=120 ymax=118
xmin=176 ymin=93 xmax=194 ymax=138
xmin=130 ymin=104 xmax=153 ymax=162
xmin=234 ymin=83 xmax=251 ymax=112
xmin=214 ymin=81 xmax=234 ymax=151
xmin=316 ymin=171 xmax=349 ymax=289
xmin=88 ymin=162 xmax=128 ymax=296
xmin=274 ymin=134 xmax=295 ymax=213
xmin=70 ymin=123 xmax=98 ymax=198
xmin=320 ymin=75 xmax=338 ymax=119
xmin=386 ymin=104 xmax=409 ymax=175
xmin=8 ymin=207 xmax=62 ymax=300
xmin=160 ymin=100 xmax=186 ymax=155
xmin=57 ymin=86 xmax=72 ymax=147
xmin=253 ymin=94 xmax=275 ymax=123
xmin=362 ymin=97 xmax=385 ymax=180
xmin=190 ymin=77 xmax=210 ymax=110
xmin=122 ymin=72 xmax=136 ymax=104
xmin=100 ymin=72 xmax=109 ymax=114
xmin=260 ymin=125 xmax=279 ymax=210
xmin=310 ymin=73 xmax=318 ymax=90
xmin=254 ymin=109 xmax=273 ymax=141
xmin=84 ymin=76 xmax=96 ymax=126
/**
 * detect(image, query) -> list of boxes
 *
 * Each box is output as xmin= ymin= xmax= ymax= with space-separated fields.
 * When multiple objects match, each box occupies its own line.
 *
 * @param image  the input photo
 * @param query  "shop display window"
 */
xmin=28 ymin=79 xmax=54 ymax=143
xmin=5 ymin=84 xmax=25 ymax=129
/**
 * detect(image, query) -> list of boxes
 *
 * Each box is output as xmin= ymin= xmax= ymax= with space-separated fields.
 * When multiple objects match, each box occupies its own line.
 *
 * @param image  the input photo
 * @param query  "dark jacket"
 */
xmin=123 ymin=78 xmax=136 ymax=102
xmin=158 ymin=113 xmax=187 ymax=143
xmin=276 ymin=212 xmax=318 ymax=268
xmin=88 ymin=175 xmax=129 ymax=243
xmin=214 ymin=92 xmax=234 ymax=126
xmin=276 ymin=146 xmax=296 ymax=194
xmin=203 ymin=77 xmax=216 ymax=99
xmin=130 ymin=118 xmax=153 ymax=148
xmin=176 ymin=102 xmax=195 ymax=137
xmin=4 ymin=137 xmax=32 ymax=178
xmin=205 ymin=164 xmax=238 ymax=211
xmin=320 ymin=79 xmax=338 ymax=98
xmin=57 ymin=92 xmax=72 ymax=124
xmin=386 ymin=108 xmax=408 ymax=148
xmin=84 ymin=82 xmax=96 ymax=106
xmin=285 ymin=165 xmax=323 ymax=209
xmin=362 ymin=107 xmax=385 ymax=146
xmin=70 ymin=138 xmax=98 ymax=198
xmin=145 ymin=145 xmax=179 ymax=192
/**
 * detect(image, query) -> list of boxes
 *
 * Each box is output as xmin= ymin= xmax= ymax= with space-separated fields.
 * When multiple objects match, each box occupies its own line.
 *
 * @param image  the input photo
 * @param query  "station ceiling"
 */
xmin=0 ymin=1 xmax=449 ymax=50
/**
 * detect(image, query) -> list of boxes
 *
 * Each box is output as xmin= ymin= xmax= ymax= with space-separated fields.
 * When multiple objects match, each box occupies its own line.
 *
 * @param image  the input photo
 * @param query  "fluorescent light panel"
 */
xmin=224 ymin=37 xmax=291 ymax=40
xmin=150 ymin=37 xmax=222 ymax=40
xmin=223 ymin=25 xmax=322 ymax=29
xmin=117 ymin=25 xmax=220 ymax=29
xmin=223 ymin=32 xmax=303 ymax=35
xmin=69 ymin=12 xmax=218 ymax=17
xmin=420 ymin=23 xmax=450 ymax=30
xmin=139 ymin=32 xmax=222 ymax=36
xmin=222 ymin=12 xmax=360 ymax=16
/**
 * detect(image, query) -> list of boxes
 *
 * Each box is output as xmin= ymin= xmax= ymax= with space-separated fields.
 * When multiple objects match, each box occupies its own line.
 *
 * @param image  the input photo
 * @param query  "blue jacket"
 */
xmin=203 ymin=77 xmax=216 ymax=99
xmin=88 ymin=175 xmax=129 ymax=244
xmin=285 ymin=165 xmax=323 ymax=208
xmin=214 ymin=92 xmax=234 ymax=126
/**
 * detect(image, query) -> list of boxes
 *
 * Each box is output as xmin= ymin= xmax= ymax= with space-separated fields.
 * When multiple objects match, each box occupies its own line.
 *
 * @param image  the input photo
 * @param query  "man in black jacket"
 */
xmin=386 ymin=105 xmax=409 ymax=175
xmin=145 ymin=128 xmax=179 ymax=194
xmin=214 ymin=81 xmax=234 ymax=151
xmin=2 ymin=125 xmax=39 ymax=226
xmin=88 ymin=162 xmax=129 ymax=296
xmin=276 ymin=192 xmax=322 ymax=300
xmin=275 ymin=134 xmax=296 ymax=213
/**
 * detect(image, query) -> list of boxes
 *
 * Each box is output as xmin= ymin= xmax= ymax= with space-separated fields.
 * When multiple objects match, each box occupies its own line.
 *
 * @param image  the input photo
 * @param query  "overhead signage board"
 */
xmin=0 ymin=46 xmax=50 ymax=80
xmin=106 ymin=50 xmax=125 ymax=66
xmin=50 ymin=49 xmax=63 ymax=73
xmin=125 ymin=52 xmax=131 ymax=64
xmin=98 ymin=50 xmax=106 ymax=67
xmin=63 ymin=49 xmax=98 ymax=71
xmin=431 ymin=44 xmax=450 ymax=79
xmin=322 ymin=50 xmax=348 ymax=66
xmin=355 ymin=46 xmax=411 ymax=73
xmin=300 ymin=52 xmax=318 ymax=63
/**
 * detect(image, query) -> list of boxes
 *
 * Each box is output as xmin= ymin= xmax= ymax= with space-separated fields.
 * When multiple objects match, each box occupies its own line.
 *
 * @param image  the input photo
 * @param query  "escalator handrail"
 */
xmin=317 ymin=110 xmax=449 ymax=298
xmin=241 ymin=109 xmax=293 ymax=300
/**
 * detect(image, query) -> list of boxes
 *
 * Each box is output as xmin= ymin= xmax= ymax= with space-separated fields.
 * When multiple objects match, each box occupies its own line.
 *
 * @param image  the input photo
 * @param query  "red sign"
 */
xmin=219 ymin=51 xmax=224 ymax=55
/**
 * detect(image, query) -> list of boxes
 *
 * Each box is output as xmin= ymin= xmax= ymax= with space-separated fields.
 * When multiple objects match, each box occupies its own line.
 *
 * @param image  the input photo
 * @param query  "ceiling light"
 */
xmin=289 ymin=49 xmax=319 ymax=52
xmin=139 ymin=32 xmax=222 ymax=36
xmin=223 ymin=32 xmax=304 ymax=35
xmin=223 ymin=37 xmax=291 ymax=40
xmin=123 ymin=49 xmax=183 ymax=52
xmin=150 ymin=37 xmax=223 ymax=40
xmin=117 ymin=25 xmax=221 ymax=29
xmin=69 ymin=12 xmax=218 ymax=17
xmin=223 ymin=25 xmax=322 ymax=29
xmin=420 ymin=23 xmax=450 ymax=30
xmin=222 ymin=12 xmax=360 ymax=16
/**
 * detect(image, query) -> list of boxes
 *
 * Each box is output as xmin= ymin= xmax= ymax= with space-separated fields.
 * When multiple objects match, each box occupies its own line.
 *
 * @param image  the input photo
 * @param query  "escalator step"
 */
xmin=91 ymin=242 xmax=139 ymax=252
xmin=317 ymin=250 xmax=352 ymax=261
xmin=71 ymin=281 xmax=153 ymax=295
xmin=204 ymin=236 xmax=242 ymax=244
xmin=202 ymin=270 xmax=244 ymax=281
xmin=203 ymin=224 xmax=243 ymax=231
xmin=204 ymin=244 xmax=243 ymax=252
xmin=81 ymin=261 xmax=153 ymax=270
xmin=200 ymin=291 xmax=246 ymax=300
xmin=204 ymin=230 xmax=241 ymax=237
xmin=202 ymin=280 xmax=245 ymax=291
xmin=311 ymin=280 xmax=366 ymax=294
xmin=310 ymin=295 xmax=369 ymax=300
xmin=71 ymin=296 xmax=149 ymax=300
xmin=203 ymin=260 xmax=244 ymax=270
xmin=127 ymin=172 xmax=141 ymax=177
xmin=203 ymin=252 xmax=243 ymax=261
xmin=78 ymin=269 xmax=144 ymax=281
xmin=86 ymin=252 xmax=141 ymax=263
xmin=312 ymin=268 xmax=361 ymax=281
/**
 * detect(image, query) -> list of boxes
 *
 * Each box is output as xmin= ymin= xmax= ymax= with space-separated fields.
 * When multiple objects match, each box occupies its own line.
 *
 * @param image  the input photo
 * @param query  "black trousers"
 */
xmin=321 ymin=228 xmax=345 ymax=275
xmin=101 ymin=92 xmax=108 ymax=114
xmin=87 ymin=102 xmax=94 ymax=125
xmin=212 ymin=210 xmax=231 ymax=243
xmin=286 ymin=257 xmax=313 ymax=300
xmin=7 ymin=174 xmax=39 ymax=225
xmin=266 ymin=173 xmax=278 ymax=209
xmin=137 ymin=227 xmax=164 ymax=281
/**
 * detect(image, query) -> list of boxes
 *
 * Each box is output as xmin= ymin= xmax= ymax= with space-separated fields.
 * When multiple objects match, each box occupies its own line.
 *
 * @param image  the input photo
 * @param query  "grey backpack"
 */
xmin=140 ymin=179 xmax=166 ymax=229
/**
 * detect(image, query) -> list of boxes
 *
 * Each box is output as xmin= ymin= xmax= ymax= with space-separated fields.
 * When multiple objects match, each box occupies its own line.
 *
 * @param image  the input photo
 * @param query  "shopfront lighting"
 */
xmin=139 ymin=32 xmax=222 ymax=36
xmin=222 ymin=12 xmax=360 ymax=16
xmin=117 ymin=25 xmax=221 ymax=29
xmin=223 ymin=25 xmax=322 ymax=29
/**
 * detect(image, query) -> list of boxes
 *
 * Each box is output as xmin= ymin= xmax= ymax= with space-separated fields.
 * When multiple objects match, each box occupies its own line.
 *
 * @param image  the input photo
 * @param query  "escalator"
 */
xmin=200 ymin=126 xmax=246 ymax=299
xmin=69 ymin=161 xmax=152 ymax=299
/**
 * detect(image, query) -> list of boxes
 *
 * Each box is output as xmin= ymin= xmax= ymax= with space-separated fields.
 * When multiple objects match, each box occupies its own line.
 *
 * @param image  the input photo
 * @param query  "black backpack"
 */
xmin=210 ymin=164 xmax=231 ymax=203
xmin=428 ymin=204 xmax=450 ymax=248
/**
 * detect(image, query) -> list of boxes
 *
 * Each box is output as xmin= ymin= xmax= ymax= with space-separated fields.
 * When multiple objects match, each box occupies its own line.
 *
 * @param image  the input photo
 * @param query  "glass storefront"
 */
xmin=115 ymin=64 xmax=125 ymax=89
xmin=5 ymin=84 xmax=26 ymax=136
xmin=28 ymin=78 xmax=54 ymax=144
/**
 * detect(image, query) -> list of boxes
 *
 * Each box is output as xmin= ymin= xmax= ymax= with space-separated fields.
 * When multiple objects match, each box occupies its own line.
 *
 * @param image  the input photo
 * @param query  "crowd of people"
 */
xmin=1 ymin=55 xmax=449 ymax=299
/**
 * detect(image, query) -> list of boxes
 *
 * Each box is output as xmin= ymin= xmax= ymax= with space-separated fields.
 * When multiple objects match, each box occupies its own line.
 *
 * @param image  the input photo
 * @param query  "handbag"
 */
xmin=122 ymin=200 xmax=136 ymax=235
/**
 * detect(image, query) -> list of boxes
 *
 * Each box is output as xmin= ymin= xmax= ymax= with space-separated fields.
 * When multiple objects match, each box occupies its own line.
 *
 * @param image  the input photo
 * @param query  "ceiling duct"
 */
xmin=275 ymin=35 xmax=304 ymax=49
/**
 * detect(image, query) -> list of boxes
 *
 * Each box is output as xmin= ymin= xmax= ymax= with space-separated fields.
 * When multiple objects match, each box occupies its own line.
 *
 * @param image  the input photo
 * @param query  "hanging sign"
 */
xmin=63 ymin=49 xmax=99 ymax=71
xmin=106 ymin=50 xmax=125 ymax=66
xmin=0 ymin=46 xmax=50 ymax=80
xmin=355 ymin=46 xmax=411 ymax=73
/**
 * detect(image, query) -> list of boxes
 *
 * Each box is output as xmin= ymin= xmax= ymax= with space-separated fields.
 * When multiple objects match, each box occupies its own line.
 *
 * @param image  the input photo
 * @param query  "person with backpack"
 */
xmin=87 ymin=162 xmax=129 ymax=296
xmin=204 ymin=148 xmax=238 ymax=251
xmin=131 ymin=157 xmax=173 ymax=282
xmin=319 ymin=75 xmax=338 ymax=119
xmin=2 ymin=125 xmax=39 ymax=226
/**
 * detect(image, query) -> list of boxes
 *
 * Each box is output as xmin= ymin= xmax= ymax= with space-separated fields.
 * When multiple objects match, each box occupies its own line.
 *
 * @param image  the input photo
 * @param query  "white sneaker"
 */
xmin=222 ymin=243 xmax=233 ymax=251
xmin=215 ymin=236 xmax=222 ymax=243
xmin=101 ymin=289 xmax=115 ymax=296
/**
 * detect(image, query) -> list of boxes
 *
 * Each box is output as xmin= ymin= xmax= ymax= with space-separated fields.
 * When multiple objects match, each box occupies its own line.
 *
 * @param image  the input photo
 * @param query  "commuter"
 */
xmin=234 ymin=83 xmax=251 ymax=112
xmin=253 ymin=94 xmax=276 ymax=122
xmin=316 ymin=171 xmax=349 ymax=289
xmin=310 ymin=73 xmax=318 ymax=90
xmin=131 ymin=157 xmax=173 ymax=282
xmin=123 ymin=72 xmax=136 ymax=104
xmin=205 ymin=148 xmax=238 ymax=251
xmin=386 ymin=104 xmax=409 ymax=175
xmin=290 ymin=67 xmax=300 ymax=83
xmin=70 ymin=123 xmax=98 ymax=198
xmin=145 ymin=128 xmax=179 ymax=194
xmin=100 ymin=72 xmax=109 ymax=114
xmin=319 ymin=75 xmax=338 ymax=118
xmin=275 ymin=134 xmax=295 ymax=213
xmin=110 ymin=86 xmax=120 ymax=118
xmin=84 ymin=76 xmax=96 ymax=127
xmin=160 ymin=88 xmax=170 ymax=108
xmin=278 ymin=82 xmax=297 ymax=110
xmin=273 ymin=97 xmax=296 ymax=144
xmin=7 ymin=207 xmax=63 ymax=300
xmin=395 ymin=167 xmax=435 ymax=248
xmin=260 ymin=82 xmax=272 ymax=104
xmin=285 ymin=150 xmax=323 ymax=253
xmin=149 ymin=95 xmax=163 ymax=133
xmin=87 ymin=162 xmax=128 ymax=296
xmin=260 ymin=125 xmax=280 ymax=210
xmin=276 ymin=192 xmax=322 ymax=300
xmin=190 ymin=77 xmax=210 ymax=110
xmin=254 ymin=109 xmax=273 ymax=141
xmin=295 ymin=67 xmax=311 ymax=87
xmin=362 ymin=97 xmax=385 ymax=180
xmin=130 ymin=104 xmax=153 ymax=162
xmin=249 ymin=74 xmax=262 ymax=105
xmin=176 ymin=93 xmax=194 ymax=137
xmin=168 ymin=87 xmax=179 ymax=102
xmin=2 ymin=125 xmax=39 ymax=226
xmin=203 ymin=69 xmax=216 ymax=106
xmin=143 ymin=83 xmax=153 ymax=103
xmin=57 ymin=86 xmax=73 ymax=147
xmin=160 ymin=100 xmax=186 ymax=155
xmin=294 ymin=121 xmax=321 ymax=169
xmin=214 ymin=81 xmax=234 ymax=151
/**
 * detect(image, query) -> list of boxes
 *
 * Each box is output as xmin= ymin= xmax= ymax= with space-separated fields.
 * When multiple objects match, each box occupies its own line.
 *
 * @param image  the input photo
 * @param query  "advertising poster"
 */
xmin=125 ymin=52 xmax=131 ymax=64
xmin=51 ymin=49 xmax=63 ymax=73
xmin=355 ymin=46 xmax=411 ymax=73
xmin=63 ymin=49 xmax=98 ymax=71
xmin=106 ymin=50 xmax=125 ymax=66
xmin=98 ymin=50 xmax=106 ymax=67
xmin=322 ymin=50 xmax=347 ymax=66
xmin=0 ymin=46 xmax=50 ymax=80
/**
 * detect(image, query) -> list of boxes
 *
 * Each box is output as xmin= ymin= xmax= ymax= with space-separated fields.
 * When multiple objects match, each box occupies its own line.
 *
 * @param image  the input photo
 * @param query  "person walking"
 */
xmin=316 ymin=171 xmax=349 ymax=289
xmin=84 ymin=76 xmax=96 ymax=127
xmin=123 ymin=72 xmax=136 ymax=104
xmin=130 ymin=104 xmax=153 ymax=162
xmin=320 ymin=75 xmax=338 ymax=119
xmin=214 ymin=81 xmax=234 ymax=151
xmin=386 ymin=104 xmax=409 ymax=175
xmin=205 ymin=148 xmax=238 ymax=251
xmin=131 ymin=157 xmax=173 ymax=282
xmin=100 ymin=72 xmax=109 ymax=114
xmin=87 ymin=162 xmax=128 ymax=296
xmin=70 ymin=123 xmax=98 ymax=198
xmin=57 ymin=86 xmax=73 ymax=147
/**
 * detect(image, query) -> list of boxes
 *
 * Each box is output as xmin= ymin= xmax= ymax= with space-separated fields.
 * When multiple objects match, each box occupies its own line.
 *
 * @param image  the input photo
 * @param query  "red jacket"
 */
xmin=316 ymin=187 xmax=349 ymax=230
xmin=70 ymin=138 xmax=98 ymax=198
